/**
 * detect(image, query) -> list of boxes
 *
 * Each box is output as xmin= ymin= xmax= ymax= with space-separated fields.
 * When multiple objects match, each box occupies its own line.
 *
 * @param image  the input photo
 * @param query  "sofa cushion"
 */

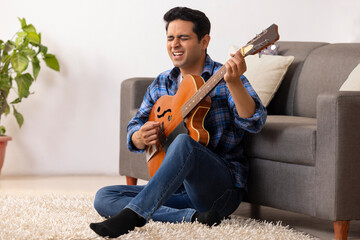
xmin=339 ymin=63 xmax=360 ymax=91
xmin=243 ymin=54 xmax=295 ymax=107
xmin=244 ymin=115 xmax=316 ymax=166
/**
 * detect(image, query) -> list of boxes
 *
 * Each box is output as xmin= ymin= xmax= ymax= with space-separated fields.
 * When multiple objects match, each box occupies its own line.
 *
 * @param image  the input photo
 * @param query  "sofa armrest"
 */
xmin=316 ymin=91 xmax=360 ymax=220
xmin=119 ymin=78 xmax=154 ymax=180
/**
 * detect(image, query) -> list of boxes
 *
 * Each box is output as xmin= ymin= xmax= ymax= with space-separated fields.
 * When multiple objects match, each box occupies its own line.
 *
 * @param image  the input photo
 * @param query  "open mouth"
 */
xmin=173 ymin=52 xmax=184 ymax=57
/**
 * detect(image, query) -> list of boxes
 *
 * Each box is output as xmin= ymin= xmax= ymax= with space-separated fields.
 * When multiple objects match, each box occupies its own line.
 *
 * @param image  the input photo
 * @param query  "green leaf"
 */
xmin=20 ymin=48 xmax=36 ymax=56
xmin=32 ymin=56 xmax=40 ymax=79
xmin=1 ymin=54 xmax=11 ymax=64
xmin=10 ymin=98 xmax=22 ymax=104
xmin=17 ymin=32 xmax=27 ymax=37
xmin=23 ymin=24 xmax=36 ymax=33
xmin=0 ymin=88 xmax=9 ymax=116
xmin=11 ymin=53 xmax=29 ymax=73
xmin=0 ymin=126 xmax=6 ymax=135
xmin=15 ymin=32 xmax=27 ymax=47
xmin=13 ymin=106 xmax=24 ymax=128
xmin=4 ymin=103 xmax=10 ymax=115
xmin=0 ymin=75 xmax=11 ymax=92
xmin=44 ymin=54 xmax=60 ymax=71
xmin=4 ymin=40 xmax=15 ymax=53
xmin=39 ymin=45 xmax=48 ymax=55
xmin=15 ymin=73 xmax=33 ymax=98
xmin=18 ymin=17 xmax=27 ymax=28
xmin=1 ymin=60 xmax=10 ymax=75
xmin=28 ymin=32 xmax=40 ymax=45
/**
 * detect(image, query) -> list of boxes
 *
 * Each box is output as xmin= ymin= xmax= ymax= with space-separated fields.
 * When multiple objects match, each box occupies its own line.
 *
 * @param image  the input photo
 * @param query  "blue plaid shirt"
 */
xmin=127 ymin=55 xmax=267 ymax=189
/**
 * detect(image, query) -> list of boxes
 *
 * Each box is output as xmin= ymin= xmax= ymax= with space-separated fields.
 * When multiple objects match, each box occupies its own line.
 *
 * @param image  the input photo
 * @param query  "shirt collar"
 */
xmin=201 ymin=54 xmax=216 ymax=81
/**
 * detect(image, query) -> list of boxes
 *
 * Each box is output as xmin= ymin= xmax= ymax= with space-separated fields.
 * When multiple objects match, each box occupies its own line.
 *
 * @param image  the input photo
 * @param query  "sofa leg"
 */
xmin=250 ymin=204 xmax=260 ymax=219
xmin=126 ymin=176 xmax=138 ymax=185
xmin=333 ymin=220 xmax=350 ymax=240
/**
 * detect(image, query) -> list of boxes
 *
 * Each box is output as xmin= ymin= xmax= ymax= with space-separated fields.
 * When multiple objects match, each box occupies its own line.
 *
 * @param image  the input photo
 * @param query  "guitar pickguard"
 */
xmin=162 ymin=120 xmax=188 ymax=153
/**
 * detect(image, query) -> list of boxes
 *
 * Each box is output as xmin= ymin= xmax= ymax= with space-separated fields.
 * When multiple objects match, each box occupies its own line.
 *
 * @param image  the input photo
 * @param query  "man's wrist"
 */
xmin=131 ymin=131 xmax=146 ymax=150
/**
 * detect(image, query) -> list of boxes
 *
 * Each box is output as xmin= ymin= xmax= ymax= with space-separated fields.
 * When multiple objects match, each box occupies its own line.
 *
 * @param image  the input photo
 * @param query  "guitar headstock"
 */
xmin=241 ymin=24 xmax=279 ymax=56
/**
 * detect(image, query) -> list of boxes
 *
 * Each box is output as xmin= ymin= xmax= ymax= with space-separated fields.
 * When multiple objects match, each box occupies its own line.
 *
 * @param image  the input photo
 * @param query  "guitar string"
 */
xmin=157 ymin=67 xmax=226 ymax=141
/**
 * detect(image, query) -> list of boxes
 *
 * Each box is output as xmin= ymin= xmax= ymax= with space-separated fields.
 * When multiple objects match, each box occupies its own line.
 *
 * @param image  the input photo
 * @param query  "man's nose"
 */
xmin=171 ymin=38 xmax=180 ymax=47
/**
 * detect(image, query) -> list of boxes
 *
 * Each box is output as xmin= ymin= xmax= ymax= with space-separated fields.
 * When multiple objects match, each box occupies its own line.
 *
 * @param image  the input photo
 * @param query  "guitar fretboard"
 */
xmin=180 ymin=64 xmax=227 ymax=118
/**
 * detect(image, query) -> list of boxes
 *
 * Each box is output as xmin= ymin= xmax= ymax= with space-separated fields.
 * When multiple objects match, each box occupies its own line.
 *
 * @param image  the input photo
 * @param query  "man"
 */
xmin=90 ymin=7 xmax=267 ymax=238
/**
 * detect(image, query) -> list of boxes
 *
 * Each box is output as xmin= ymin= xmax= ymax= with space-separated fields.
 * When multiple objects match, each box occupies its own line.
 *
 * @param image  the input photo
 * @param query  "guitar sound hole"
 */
xmin=157 ymin=108 xmax=172 ymax=118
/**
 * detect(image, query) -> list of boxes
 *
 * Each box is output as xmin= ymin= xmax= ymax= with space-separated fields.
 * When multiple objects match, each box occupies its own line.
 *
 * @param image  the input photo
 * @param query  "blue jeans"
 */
xmin=94 ymin=134 xmax=245 ymax=223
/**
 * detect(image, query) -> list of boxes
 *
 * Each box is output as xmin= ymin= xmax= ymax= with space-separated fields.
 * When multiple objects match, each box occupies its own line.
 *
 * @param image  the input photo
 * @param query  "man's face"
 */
xmin=166 ymin=20 xmax=209 ymax=73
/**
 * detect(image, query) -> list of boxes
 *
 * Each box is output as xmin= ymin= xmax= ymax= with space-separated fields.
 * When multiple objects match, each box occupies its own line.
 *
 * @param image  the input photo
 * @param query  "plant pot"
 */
xmin=0 ymin=136 xmax=12 ymax=174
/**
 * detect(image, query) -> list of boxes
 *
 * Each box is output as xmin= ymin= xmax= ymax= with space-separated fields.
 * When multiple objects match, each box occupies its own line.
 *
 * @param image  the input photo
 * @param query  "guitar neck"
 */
xmin=180 ymin=65 xmax=224 ymax=118
xmin=180 ymin=46 xmax=250 ymax=118
xmin=180 ymin=23 xmax=279 ymax=118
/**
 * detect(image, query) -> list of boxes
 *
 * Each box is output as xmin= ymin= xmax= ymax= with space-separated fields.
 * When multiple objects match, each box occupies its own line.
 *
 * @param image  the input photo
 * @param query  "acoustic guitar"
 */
xmin=146 ymin=24 xmax=279 ymax=178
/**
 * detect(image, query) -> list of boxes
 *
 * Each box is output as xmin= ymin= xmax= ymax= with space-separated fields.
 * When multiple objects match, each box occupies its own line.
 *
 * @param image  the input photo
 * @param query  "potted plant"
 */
xmin=0 ymin=17 xmax=59 ymax=173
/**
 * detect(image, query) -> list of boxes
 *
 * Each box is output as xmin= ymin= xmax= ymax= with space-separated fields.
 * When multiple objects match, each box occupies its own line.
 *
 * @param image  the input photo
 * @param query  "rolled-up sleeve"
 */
xmin=229 ymin=75 xmax=267 ymax=133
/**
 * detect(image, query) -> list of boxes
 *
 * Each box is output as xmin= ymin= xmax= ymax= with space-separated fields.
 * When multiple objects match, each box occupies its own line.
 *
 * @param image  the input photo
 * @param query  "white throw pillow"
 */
xmin=243 ymin=54 xmax=295 ymax=106
xmin=339 ymin=63 xmax=360 ymax=91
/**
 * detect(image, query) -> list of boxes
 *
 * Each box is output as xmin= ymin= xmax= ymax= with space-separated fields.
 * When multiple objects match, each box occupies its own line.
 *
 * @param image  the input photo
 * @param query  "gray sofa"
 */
xmin=119 ymin=41 xmax=360 ymax=239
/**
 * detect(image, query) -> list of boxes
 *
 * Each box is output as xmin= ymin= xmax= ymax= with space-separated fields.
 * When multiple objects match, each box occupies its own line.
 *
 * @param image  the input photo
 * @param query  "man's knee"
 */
xmin=172 ymin=134 xmax=194 ymax=147
xmin=166 ymin=134 xmax=204 ymax=163
xmin=94 ymin=186 xmax=111 ymax=217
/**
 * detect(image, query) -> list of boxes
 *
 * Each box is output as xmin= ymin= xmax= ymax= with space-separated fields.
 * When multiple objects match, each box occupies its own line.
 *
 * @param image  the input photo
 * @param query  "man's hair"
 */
xmin=163 ymin=7 xmax=211 ymax=42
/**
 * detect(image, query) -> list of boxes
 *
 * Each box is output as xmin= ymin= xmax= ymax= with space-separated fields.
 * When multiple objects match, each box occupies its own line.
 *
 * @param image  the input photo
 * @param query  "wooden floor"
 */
xmin=1 ymin=175 xmax=359 ymax=240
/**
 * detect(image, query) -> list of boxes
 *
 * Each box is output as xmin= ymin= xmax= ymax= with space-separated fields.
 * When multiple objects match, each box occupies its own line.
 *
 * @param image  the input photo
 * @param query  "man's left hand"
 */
xmin=224 ymin=50 xmax=247 ymax=83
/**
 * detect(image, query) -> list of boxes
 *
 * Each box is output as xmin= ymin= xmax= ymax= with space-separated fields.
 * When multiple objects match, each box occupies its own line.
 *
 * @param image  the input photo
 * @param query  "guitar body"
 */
xmin=146 ymin=75 xmax=211 ymax=177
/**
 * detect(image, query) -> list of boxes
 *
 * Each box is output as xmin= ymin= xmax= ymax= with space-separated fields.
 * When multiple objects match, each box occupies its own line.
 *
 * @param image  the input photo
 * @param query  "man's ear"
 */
xmin=201 ymin=34 xmax=211 ymax=51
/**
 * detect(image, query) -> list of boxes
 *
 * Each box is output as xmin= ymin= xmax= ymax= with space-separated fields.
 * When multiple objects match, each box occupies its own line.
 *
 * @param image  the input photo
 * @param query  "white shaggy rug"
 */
xmin=0 ymin=191 xmax=319 ymax=240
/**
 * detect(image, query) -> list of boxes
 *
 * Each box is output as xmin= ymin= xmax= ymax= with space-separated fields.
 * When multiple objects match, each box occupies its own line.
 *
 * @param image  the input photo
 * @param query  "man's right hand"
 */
xmin=131 ymin=121 xmax=161 ymax=150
